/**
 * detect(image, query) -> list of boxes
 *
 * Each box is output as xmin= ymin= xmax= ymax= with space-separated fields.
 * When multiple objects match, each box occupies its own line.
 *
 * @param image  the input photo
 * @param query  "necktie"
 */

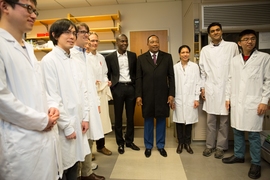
xmin=152 ymin=53 xmax=157 ymax=64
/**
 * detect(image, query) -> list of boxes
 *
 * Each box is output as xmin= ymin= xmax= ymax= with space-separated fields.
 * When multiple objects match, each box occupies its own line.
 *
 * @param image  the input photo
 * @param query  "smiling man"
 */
xmin=222 ymin=29 xmax=270 ymax=179
xmin=0 ymin=0 xmax=61 ymax=179
xmin=136 ymin=35 xmax=175 ymax=158
xmin=105 ymin=34 xmax=140 ymax=155
xmin=41 ymin=19 xmax=91 ymax=180
xmin=199 ymin=22 xmax=239 ymax=159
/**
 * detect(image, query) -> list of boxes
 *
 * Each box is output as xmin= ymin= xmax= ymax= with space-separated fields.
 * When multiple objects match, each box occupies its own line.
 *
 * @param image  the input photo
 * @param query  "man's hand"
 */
xmin=257 ymin=103 xmax=267 ymax=115
xmin=43 ymin=107 xmax=59 ymax=131
xmin=167 ymin=96 xmax=174 ymax=109
xmin=225 ymin=101 xmax=230 ymax=110
xmin=66 ymin=132 xmax=76 ymax=139
xmin=193 ymin=100 xmax=199 ymax=109
xmin=136 ymin=97 xmax=143 ymax=106
xmin=98 ymin=106 xmax=101 ymax=113
xmin=81 ymin=121 xmax=89 ymax=134
xmin=108 ymin=81 xmax=112 ymax=87
xmin=201 ymin=89 xmax=206 ymax=101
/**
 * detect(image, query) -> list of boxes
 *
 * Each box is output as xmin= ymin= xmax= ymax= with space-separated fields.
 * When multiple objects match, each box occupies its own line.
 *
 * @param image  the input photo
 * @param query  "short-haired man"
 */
xmin=105 ymin=34 xmax=140 ymax=154
xmin=136 ymin=35 xmax=175 ymax=158
xmin=199 ymin=22 xmax=239 ymax=159
xmin=222 ymin=29 xmax=270 ymax=179
xmin=41 ymin=19 xmax=90 ymax=180
xmin=0 ymin=0 xmax=61 ymax=179
xmin=70 ymin=23 xmax=105 ymax=180
xmin=86 ymin=32 xmax=113 ymax=156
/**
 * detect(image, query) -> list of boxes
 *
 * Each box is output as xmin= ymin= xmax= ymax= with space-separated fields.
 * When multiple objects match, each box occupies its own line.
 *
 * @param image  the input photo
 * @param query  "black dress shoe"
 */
xmin=184 ymin=144 xmax=193 ymax=154
xmin=176 ymin=144 xmax=183 ymax=154
xmin=126 ymin=143 xmax=140 ymax=151
xmin=118 ymin=145 xmax=125 ymax=154
xmin=145 ymin=149 xmax=151 ymax=158
xmin=222 ymin=155 xmax=245 ymax=164
xmin=158 ymin=148 xmax=167 ymax=157
xmin=81 ymin=173 xmax=105 ymax=180
xmin=248 ymin=164 xmax=261 ymax=179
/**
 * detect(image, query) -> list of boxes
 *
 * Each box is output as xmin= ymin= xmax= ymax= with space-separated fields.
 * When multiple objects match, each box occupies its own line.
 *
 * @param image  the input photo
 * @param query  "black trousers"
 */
xmin=59 ymin=162 xmax=78 ymax=180
xmin=111 ymin=83 xmax=136 ymax=145
xmin=176 ymin=123 xmax=192 ymax=144
xmin=96 ymin=137 xmax=105 ymax=150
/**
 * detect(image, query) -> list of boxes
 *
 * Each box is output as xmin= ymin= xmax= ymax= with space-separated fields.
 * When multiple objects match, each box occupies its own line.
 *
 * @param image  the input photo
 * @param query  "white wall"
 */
xmin=37 ymin=1 xmax=183 ymax=63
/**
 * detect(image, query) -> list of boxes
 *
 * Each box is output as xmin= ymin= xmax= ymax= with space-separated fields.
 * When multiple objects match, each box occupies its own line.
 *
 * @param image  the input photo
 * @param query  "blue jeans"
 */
xmin=144 ymin=117 xmax=166 ymax=149
xmin=233 ymin=128 xmax=261 ymax=165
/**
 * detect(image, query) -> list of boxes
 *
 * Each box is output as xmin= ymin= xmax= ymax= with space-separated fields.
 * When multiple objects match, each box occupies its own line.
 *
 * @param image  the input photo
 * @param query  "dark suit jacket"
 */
xmin=136 ymin=50 xmax=175 ymax=118
xmin=105 ymin=50 xmax=137 ymax=88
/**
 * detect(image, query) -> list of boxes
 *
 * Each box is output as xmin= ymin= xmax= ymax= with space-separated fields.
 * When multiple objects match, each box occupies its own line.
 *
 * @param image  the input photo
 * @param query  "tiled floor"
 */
xmin=92 ymin=126 xmax=270 ymax=180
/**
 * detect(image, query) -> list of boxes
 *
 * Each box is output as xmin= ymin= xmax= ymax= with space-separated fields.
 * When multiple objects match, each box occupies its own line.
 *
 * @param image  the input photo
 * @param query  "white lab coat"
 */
xmin=226 ymin=50 xmax=270 ymax=131
xmin=41 ymin=46 xmax=90 ymax=170
xmin=88 ymin=52 xmax=113 ymax=134
xmin=199 ymin=40 xmax=239 ymax=115
xmin=173 ymin=61 xmax=201 ymax=124
xmin=71 ymin=48 xmax=104 ymax=140
xmin=0 ymin=29 xmax=62 ymax=180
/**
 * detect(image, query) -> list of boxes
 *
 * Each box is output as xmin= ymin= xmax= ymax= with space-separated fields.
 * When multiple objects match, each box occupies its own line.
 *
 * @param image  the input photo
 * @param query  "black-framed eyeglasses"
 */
xmin=14 ymin=2 xmax=39 ymax=16
xmin=78 ymin=30 xmax=90 ymax=35
xmin=63 ymin=30 xmax=77 ymax=37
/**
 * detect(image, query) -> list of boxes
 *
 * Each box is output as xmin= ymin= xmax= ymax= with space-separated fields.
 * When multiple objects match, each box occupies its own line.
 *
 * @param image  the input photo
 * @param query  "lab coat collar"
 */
xmin=0 ymin=28 xmax=36 ymax=67
xmin=53 ymin=46 xmax=71 ymax=60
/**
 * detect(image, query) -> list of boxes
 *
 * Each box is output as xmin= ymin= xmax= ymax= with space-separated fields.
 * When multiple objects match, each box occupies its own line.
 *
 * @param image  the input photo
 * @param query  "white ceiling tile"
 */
xmin=37 ymin=0 xmax=64 ymax=10
xmin=117 ymin=0 xmax=146 ymax=4
xmin=55 ymin=0 xmax=90 ymax=8
xmin=86 ymin=0 xmax=118 ymax=6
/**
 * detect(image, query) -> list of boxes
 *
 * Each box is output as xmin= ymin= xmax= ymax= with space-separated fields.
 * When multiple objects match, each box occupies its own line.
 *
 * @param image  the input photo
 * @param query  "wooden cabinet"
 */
xmin=26 ymin=11 xmax=121 ymax=54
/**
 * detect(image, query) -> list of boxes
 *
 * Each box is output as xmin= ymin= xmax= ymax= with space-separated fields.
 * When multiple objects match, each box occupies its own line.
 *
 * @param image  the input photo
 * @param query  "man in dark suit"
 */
xmin=105 ymin=34 xmax=140 ymax=154
xmin=136 ymin=35 xmax=175 ymax=158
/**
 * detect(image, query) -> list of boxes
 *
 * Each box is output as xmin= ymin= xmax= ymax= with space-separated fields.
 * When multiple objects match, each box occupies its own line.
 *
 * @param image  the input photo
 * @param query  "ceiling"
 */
xmin=37 ymin=0 xmax=182 ymax=10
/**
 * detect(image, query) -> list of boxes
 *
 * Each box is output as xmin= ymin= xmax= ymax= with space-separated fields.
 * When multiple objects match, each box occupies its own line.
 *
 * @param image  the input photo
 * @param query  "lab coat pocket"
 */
xmin=174 ymin=96 xmax=183 ymax=106
xmin=9 ymin=127 xmax=44 ymax=154
xmin=187 ymin=95 xmax=195 ymax=107
xmin=245 ymin=95 xmax=260 ymax=110
xmin=246 ymin=66 xmax=260 ymax=79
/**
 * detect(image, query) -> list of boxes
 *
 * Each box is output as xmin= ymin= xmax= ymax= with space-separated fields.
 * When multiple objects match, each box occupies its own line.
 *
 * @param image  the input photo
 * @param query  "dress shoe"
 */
xmin=126 ymin=143 xmax=140 ymax=151
xmin=184 ymin=144 xmax=193 ymax=154
xmin=81 ymin=173 xmax=105 ymax=180
xmin=97 ymin=147 xmax=112 ymax=156
xmin=145 ymin=149 xmax=152 ymax=158
xmin=118 ymin=145 xmax=125 ymax=154
xmin=158 ymin=148 xmax=167 ymax=157
xmin=176 ymin=144 xmax=183 ymax=154
xmin=222 ymin=155 xmax=245 ymax=164
xmin=248 ymin=164 xmax=261 ymax=179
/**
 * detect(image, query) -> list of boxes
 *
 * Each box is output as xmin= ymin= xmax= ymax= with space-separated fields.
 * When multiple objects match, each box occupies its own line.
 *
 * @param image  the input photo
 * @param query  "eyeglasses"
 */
xmin=63 ymin=30 xmax=77 ymax=36
xmin=240 ymin=38 xmax=256 ymax=42
xmin=14 ymin=2 xmax=39 ymax=16
xmin=78 ymin=30 xmax=90 ymax=35
xmin=90 ymin=40 xmax=99 ymax=43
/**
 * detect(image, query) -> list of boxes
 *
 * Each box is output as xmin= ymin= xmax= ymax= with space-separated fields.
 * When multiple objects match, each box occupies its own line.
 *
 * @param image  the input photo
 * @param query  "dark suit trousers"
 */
xmin=111 ymin=83 xmax=136 ymax=145
xmin=176 ymin=123 xmax=192 ymax=144
xmin=144 ymin=117 xmax=166 ymax=149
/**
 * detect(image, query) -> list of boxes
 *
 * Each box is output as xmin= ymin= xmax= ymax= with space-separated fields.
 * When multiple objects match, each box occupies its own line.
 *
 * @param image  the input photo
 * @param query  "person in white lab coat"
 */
xmin=41 ymin=19 xmax=90 ymax=180
xmin=0 ymin=1 xmax=62 ymax=180
xmin=199 ymin=22 xmax=239 ymax=159
xmin=173 ymin=45 xmax=200 ymax=154
xmin=70 ymin=23 xmax=105 ymax=180
xmin=222 ymin=29 xmax=270 ymax=179
xmin=86 ymin=32 xmax=113 ymax=156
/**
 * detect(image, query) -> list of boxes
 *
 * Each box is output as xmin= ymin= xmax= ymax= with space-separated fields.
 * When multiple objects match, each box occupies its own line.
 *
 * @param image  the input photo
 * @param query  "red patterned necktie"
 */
xmin=152 ymin=53 xmax=157 ymax=64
